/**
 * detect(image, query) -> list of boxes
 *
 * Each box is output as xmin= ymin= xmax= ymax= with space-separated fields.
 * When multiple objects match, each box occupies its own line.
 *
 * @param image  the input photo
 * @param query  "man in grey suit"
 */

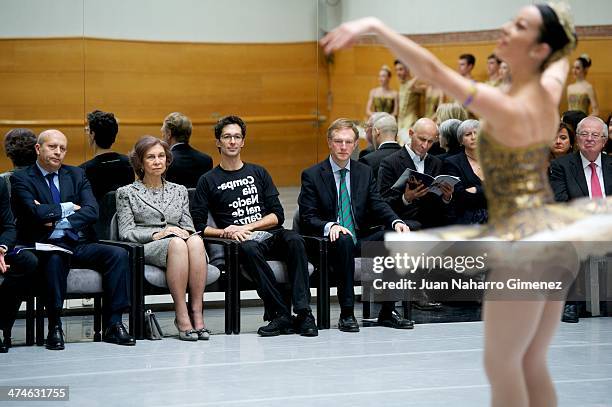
xmin=549 ymin=116 xmax=611 ymax=323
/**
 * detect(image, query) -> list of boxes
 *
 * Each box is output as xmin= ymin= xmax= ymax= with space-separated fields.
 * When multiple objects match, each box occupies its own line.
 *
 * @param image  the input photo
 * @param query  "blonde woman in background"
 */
xmin=433 ymin=102 xmax=469 ymax=124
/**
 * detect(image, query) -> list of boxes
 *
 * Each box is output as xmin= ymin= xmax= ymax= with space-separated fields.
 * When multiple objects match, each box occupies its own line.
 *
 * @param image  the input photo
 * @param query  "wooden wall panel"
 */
xmin=0 ymin=39 xmax=322 ymax=185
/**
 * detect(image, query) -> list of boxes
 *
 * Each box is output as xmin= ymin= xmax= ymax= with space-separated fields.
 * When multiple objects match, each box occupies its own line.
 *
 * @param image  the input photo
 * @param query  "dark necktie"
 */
xmin=338 ymin=168 xmax=356 ymax=243
xmin=45 ymin=173 xmax=61 ymax=204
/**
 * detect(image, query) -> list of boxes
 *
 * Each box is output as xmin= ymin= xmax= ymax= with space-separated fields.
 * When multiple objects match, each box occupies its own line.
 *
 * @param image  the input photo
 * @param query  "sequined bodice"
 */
xmin=478 ymin=131 xmax=555 ymax=227
xmin=567 ymin=92 xmax=590 ymax=115
xmin=373 ymin=96 xmax=395 ymax=114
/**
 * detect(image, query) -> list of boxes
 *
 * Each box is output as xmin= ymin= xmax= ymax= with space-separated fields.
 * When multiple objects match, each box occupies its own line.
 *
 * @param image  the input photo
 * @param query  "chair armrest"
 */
xmin=201 ymin=236 xmax=238 ymax=248
xmin=99 ymin=239 xmax=144 ymax=251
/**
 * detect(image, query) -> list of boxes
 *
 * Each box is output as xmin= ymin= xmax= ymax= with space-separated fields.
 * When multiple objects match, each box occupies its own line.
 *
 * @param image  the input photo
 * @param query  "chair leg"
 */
xmin=224 ymin=274 xmax=232 ymax=335
xmin=93 ymin=297 xmax=102 ymax=342
xmin=362 ymin=300 xmax=371 ymax=319
xmin=35 ymin=298 xmax=44 ymax=346
xmin=232 ymin=246 xmax=241 ymax=334
xmin=402 ymin=300 xmax=412 ymax=320
xmin=26 ymin=296 xmax=35 ymax=346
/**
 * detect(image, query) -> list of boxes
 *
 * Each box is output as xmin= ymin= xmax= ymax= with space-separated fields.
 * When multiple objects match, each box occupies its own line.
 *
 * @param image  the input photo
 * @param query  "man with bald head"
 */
xmin=10 ymin=130 xmax=134 ymax=350
xmin=359 ymin=113 xmax=401 ymax=182
xmin=378 ymin=118 xmax=453 ymax=230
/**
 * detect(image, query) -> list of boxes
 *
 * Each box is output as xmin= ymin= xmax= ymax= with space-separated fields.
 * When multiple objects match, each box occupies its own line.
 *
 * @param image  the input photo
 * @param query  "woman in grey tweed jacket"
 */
xmin=116 ymin=136 xmax=209 ymax=341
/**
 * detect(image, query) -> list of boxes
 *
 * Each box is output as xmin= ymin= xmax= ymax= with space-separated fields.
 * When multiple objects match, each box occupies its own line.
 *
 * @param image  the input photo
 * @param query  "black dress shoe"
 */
xmin=413 ymin=300 xmax=443 ymax=311
xmin=338 ymin=315 xmax=360 ymax=332
xmin=2 ymin=333 xmax=11 ymax=349
xmin=562 ymin=304 xmax=579 ymax=323
xmin=0 ymin=337 xmax=8 ymax=353
xmin=378 ymin=309 xmax=415 ymax=329
xmin=103 ymin=322 xmax=136 ymax=346
xmin=46 ymin=325 xmax=65 ymax=350
xmin=257 ymin=314 xmax=295 ymax=337
xmin=295 ymin=311 xmax=318 ymax=337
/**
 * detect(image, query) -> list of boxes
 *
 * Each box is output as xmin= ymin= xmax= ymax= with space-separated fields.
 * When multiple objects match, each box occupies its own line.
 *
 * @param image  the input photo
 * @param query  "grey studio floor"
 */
xmin=2 ymin=188 xmax=612 ymax=407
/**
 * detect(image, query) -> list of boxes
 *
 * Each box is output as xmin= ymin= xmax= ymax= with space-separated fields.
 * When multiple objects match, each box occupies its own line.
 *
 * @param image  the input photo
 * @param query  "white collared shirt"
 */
xmin=580 ymin=152 xmax=606 ymax=198
xmin=405 ymin=145 xmax=426 ymax=174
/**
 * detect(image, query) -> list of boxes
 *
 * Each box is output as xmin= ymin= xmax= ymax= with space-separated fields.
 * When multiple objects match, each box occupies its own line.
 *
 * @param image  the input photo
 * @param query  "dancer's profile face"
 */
xmin=496 ymin=6 xmax=544 ymax=69
xmin=572 ymin=60 xmax=585 ymax=79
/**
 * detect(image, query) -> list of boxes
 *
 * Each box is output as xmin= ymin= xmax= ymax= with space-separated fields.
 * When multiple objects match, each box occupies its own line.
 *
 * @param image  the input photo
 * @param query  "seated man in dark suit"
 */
xmin=359 ymin=113 xmax=401 ymax=183
xmin=0 ymin=180 xmax=37 ymax=353
xmin=299 ymin=118 xmax=412 ymax=332
xmin=11 ymin=130 xmax=134 ymax=350
xmin=80 ymin=110 xmax=134 ymax=202
xmin=378 ymin=118 xmax=453 ymax=231
xmin=549 ymin=116 xmax=611 ymax=323
xmin=162 ymin=112 xmax=213 ymax=188
xmin=192 ymin=115 xmax=317 ymax=337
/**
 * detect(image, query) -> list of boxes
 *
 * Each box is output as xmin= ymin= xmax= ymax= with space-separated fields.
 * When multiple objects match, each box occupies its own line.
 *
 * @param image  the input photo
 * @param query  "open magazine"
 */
xmin=391 ymin=168 xmax=460 ymax=197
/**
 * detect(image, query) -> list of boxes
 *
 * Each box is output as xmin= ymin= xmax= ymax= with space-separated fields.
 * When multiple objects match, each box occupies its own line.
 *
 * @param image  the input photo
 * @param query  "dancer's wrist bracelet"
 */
xmin=462 ymin=80 xmax=478 ymax=108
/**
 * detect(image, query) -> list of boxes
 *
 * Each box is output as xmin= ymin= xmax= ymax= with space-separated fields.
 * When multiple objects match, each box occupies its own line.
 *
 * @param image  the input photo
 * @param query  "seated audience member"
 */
xmin=434 ymin=102 xmax=469 ymax=124
xmin=604 ymin=114 xmax=612 ymax=154
xmin=191 ymin=115 xmax=317 ymax=338
xmin=162 ymin=112 xmax=213 ymax=188
xmin=116 ymin=136 xmax=209 ymax=341
xmin=0 ymin=180 xmax=37 ymax=353
xmin=378 ymin=118 xmax=453 ymax=231
xmin=549 ymin=122 xmax=575 ymax=162
xmin=359 ymin=112 xmax=387 ymax=159
xmin=1 ymin=128 xmax=37 ymax=190
xmin=11 ymin=130 xmax=134 ymax=350
xmin=549 ymin=116 xmax=610 ymax=324
xmin=444 ymin=120 xmax=488 ymax=225
xmin=299 ymin=118 xmax=412 ymax=332
xmin=550 ymin=116 xmax=611 ymax=202
xmin=561 ymin=110 xmax=587 ymax=134
xmin=435 ymin=119 xmax=463 ymax=161
xmin=80 ymin=110 xmax=134 ymax=202
xmin=359 ymin=113 xmax=401 ymax=182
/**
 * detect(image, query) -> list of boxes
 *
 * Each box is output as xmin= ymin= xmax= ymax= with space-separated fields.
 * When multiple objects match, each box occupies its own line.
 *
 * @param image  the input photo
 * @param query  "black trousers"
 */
xmin=0 ymin=250 xmax=38 ymax=333
xmin=38 ymin=241 xmax=131 ymax=326
xmin=328 ymin=230 xmax=390 ymax=311
xmin=238 ymin=229 xmax=311 ymax=319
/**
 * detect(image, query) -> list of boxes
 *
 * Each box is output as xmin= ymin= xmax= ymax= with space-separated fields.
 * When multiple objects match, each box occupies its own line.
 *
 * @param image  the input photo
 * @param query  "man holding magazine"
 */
xmin=191 ymin=115 xmax=317 ymax=338
xmin=378 ymin=118 xmax=454 ymax=230
xmin=377 ymin=118 xmax=455 ymax=311
xmin=10 ymin=130 xmax=134 ymax=350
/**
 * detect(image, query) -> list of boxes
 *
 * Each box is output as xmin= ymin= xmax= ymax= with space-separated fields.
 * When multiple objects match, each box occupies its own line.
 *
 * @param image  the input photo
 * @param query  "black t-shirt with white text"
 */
xmin=191 ymin=163 xmax=284 ymax=231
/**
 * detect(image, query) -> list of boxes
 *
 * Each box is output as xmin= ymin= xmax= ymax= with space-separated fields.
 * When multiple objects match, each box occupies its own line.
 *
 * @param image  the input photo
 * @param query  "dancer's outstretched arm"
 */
xmin=541 ymin=58 xmax=569 ymax=106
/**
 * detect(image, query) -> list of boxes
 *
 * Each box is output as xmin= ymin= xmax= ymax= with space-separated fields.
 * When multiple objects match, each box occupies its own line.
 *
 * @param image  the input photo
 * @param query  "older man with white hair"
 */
xmin=549 ymin=116 xmax=612 ymax=323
